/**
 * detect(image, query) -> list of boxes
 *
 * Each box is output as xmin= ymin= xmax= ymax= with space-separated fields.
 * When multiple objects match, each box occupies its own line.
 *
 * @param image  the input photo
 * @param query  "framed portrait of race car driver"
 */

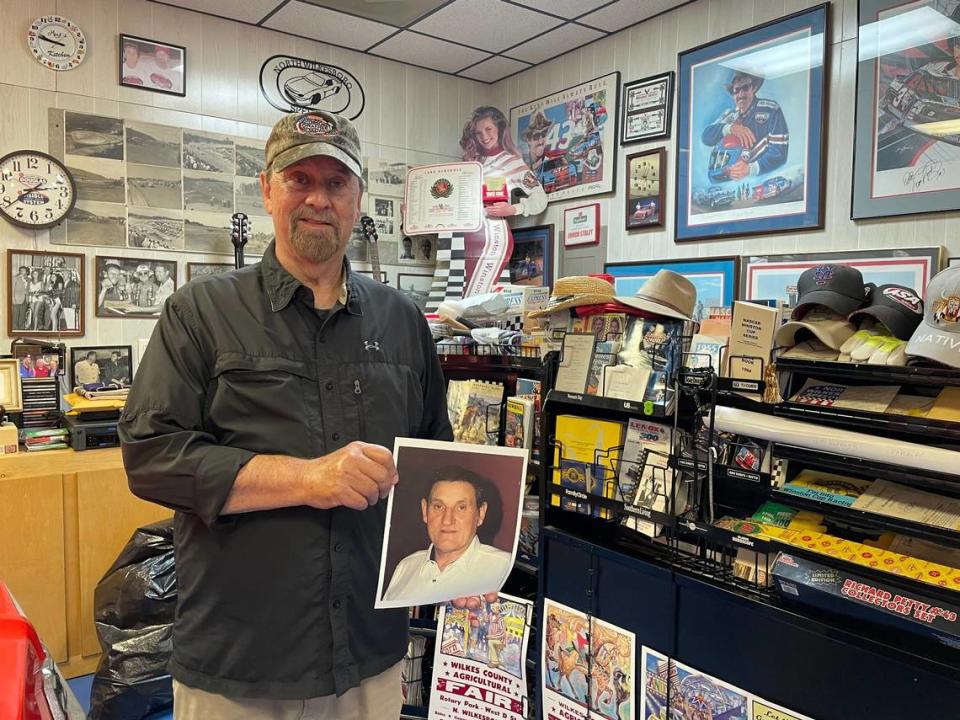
xmin=119 ymin=34 xmax=185 ymax=97
xmin=674 ymin=5 xmax=829 ymax=242
xmin=853 ymin=0 xmax=960 ymax=219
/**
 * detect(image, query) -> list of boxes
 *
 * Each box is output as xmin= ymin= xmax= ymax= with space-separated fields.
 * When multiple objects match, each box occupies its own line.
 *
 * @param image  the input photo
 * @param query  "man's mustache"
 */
xmin=291 ymin=209 xmax=338 ymax=225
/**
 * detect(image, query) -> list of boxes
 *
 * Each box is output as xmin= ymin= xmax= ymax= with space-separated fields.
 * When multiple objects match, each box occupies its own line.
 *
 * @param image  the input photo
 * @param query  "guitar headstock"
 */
xmin=231 ymin=212 xmax=250 ymax=269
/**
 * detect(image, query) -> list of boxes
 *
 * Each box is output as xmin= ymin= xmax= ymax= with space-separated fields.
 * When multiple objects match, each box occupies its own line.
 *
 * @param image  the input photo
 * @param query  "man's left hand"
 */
xmin=485 ymin=202 xmax=516 ymax=218
xmin=450 ymin=592 xmax=499 ymax=609
xmin=727 ymin=159 xmax=750 ymax=180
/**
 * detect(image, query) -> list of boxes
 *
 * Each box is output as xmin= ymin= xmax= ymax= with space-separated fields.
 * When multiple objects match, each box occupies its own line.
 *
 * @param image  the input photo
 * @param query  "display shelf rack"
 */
xmin=545 ymin=389 xmax=674 ymax=423
xmin=774 ymin=402 xmax=960 ymax=443
xmin=400 ymin=704 xmax=428 ymax=719
xmin=776 ymin=357 xmax=960 ymax=388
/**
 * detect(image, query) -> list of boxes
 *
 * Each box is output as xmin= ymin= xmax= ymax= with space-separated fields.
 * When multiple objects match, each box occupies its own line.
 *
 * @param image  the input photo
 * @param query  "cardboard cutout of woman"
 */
xmin=460 ymin=106 xmax=547 ymax=296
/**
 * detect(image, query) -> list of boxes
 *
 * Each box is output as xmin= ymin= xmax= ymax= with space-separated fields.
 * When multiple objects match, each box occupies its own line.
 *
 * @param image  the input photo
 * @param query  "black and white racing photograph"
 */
xmin=7 ymin=250 xmax=84 ymax=336
xmin=234 ymin=177 xmax=268 ymax=216
xmin=67 ymin=156 xmax=126 ymax=204
xmin=184 ymin=212 xmax=233 ymax=254
xmin=127 ymin=209 xmax=185 ymax=250
xmin=235 ymin=140 xmax=265 ymax=177
xmin=95 ymin=255 xmax=177 ymax=318
xmin=125 ymin=120 xmax=182 ymax=167
xmin=127 ymin=164 xmax=183 ymax=210
xmin=62 ymin=201 xmax=127 ymax=247
xmin=182 ymin=130 xmax=235 ymax=173
xmin=183 ymin=171 xmax=233 ymax=212
xmin=64 ymin=112 xmax=124 ymax=161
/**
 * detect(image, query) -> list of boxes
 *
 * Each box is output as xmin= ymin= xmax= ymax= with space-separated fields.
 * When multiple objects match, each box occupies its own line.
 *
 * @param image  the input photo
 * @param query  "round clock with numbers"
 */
xmin=0 ymin=151 xmax=77 ymax=230
xmin=27 ymin=15 xmax=87 ymax=71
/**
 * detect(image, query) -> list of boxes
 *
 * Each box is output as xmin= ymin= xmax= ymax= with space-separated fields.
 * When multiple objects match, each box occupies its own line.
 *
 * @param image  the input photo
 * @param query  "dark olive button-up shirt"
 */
xmin=118 ymin=242 xmax=452 ymax=700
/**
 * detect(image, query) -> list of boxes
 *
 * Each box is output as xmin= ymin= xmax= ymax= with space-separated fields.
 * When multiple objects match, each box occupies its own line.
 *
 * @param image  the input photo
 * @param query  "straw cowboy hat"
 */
xmin=528 ymin=276 xmax=615 ymax=318
xmin=615 ymin=269 xmax=696 ymax=320
xmin=521 ymin=111 xmax=553 ymax=141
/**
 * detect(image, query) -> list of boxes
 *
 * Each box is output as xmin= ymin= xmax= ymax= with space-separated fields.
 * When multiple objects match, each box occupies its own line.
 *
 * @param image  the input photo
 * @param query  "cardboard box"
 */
xmin=0 ymin=423 xmax=18 ymax=455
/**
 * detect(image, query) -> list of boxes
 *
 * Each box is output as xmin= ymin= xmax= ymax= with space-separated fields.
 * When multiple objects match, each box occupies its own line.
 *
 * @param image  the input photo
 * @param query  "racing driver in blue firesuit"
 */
xmin=701 ymin=71 xmax=789 ymax=181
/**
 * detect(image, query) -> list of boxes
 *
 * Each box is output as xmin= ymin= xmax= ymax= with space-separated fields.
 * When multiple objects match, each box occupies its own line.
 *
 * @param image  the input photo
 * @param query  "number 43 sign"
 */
xmin=510 ymin=72 xmax=620 ymax=203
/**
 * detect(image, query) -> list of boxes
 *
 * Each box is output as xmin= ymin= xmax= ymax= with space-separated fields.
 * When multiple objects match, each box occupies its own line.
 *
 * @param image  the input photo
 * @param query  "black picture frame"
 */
xmin=7 ymin=249 xmax=85 ymax=337
xmin=509 ymin=224 xmax=553 ymax=288
xmin=95 ymin=255 xmax=178 ymax=319
xmin=69 ymin=344 xmax=134 ymax=390
xmin=119 ymin=33 xmax=186 ymax=97
xmin=621 ymin=71 xmax=673 ymax=144
xmin=625 ymin=148 xmax=666 ymax=230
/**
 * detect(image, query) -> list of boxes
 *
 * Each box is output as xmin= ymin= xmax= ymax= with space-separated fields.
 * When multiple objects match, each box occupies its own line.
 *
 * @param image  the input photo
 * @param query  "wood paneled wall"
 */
xmin=488 ymin=0 xmax=960 ymax=276
xmin=0 ymin=0 xmax=492 ymax=345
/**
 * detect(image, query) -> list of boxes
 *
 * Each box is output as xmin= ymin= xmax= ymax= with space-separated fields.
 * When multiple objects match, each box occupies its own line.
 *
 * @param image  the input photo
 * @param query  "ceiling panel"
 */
xmin=372 ymin=31 xmax=491 ymax=73
xmin=410 ymin=0 xmax=563 ymax=52
xmin=299 ymin=0 xmax=450 ymax=27
xmin=507 ymin=0 xmax=614 ymax=20
xmin=579 ymin=0 xmax=690 ymax=32
xmin=263 ymin=1 xmax=397 ymax=50
xmin=152 ymin=0 xmax=282 ymax=24
xmin=504 ymin=22 xmax=605 ymax=65
xmin=458 ymin=55 xmax=530 ymax=82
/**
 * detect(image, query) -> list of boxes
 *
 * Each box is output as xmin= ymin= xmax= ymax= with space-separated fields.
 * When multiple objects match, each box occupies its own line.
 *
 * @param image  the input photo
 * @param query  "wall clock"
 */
xmin=27 ymin=15 xmax=87 ymax=71
xmin=0 ymin=151 xmax=77 ymax=229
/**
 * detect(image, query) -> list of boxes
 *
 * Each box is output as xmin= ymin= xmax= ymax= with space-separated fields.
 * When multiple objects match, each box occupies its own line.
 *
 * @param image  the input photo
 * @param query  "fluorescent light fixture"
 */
xmin=907 ymin=118 xmax=960 ymax=137
xmin=719 ymin=32 xmax=825 ymax=80
xmin=859 ymin=6 xmax=960 ymax=61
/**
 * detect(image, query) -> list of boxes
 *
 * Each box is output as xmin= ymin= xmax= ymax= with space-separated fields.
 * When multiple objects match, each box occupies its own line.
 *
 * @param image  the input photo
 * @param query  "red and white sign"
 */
xmin=563 ymin=202 xmax=600 ymax=248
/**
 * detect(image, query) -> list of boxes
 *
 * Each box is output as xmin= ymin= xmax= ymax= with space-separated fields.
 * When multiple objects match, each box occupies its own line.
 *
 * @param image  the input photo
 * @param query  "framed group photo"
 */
xmin=621 ymin=71 xmax=673 ymax=144
xmin=96 ymin=255 xmax=177 ymax=318
xmin=605 ymin=256 xmax=739 ymax=323
xmin=852 ymin=0 xmax=960 ymax=219
xmin=625 ymin=148 xmax=666 ymax=230
xmin=70 ymin=345 xmax=134 ymax=390
xmin=511 ymin=72 xmax=620 ymax=202
xmin=675 ymin=4 xmax=829 ymax=242
xmin=119 ymin=34 xmax=186 ymax=96
xmin=7 ymin=250 xmax=84 ymax=337
xmin=740 ymin=247 xmax=942 ymax=305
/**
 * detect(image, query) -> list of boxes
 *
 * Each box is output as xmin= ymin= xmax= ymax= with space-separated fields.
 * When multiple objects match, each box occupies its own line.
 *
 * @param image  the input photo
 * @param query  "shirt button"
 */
xmin=333 ymin=599 xmax=342 ymax=609
xmin=325 ymin=382 xmax=334 ymax=391
xmin=319 ymin=337 xmax=326 ymax=344
xmin=332 ymin=432 xmax=340 ymax=441
xmin=334 ymin=542 xmax=344 ymax=553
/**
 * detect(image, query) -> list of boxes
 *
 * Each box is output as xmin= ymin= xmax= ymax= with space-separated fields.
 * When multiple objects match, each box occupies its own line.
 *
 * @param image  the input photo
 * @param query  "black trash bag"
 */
xmin=88 ymin=519 xmax=177 ymax=720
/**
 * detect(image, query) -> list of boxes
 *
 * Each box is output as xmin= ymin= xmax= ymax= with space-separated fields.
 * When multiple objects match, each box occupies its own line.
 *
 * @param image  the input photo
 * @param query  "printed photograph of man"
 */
xmin=376 ymin=439 xmax=527 ymax=609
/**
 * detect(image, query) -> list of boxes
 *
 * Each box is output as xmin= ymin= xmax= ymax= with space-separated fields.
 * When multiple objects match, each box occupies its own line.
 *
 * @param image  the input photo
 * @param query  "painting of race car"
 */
xmin=283 ymin=72 xmax=342 ymax=107
xmin=752 ymin=175 xmax=792 ymax=201
xmin=880 ymin=71 xmax=960 ymax=146
xmin=541 ymin=156 xmax=579 ymax=193
xmin=694 ymin=186 xmax=736 ymax=209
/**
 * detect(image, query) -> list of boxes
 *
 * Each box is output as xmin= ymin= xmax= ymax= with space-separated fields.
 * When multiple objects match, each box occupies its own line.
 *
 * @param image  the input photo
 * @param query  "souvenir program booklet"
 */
xmin=515 ymin=378 xmax=542 ymax=461
xmin=447 ymin=379 xmax=504 ymax=445
xmin=788 ymin=379 xmax=900 ymax=414
xmin=403 ymin=162 xmax=483 ymax=234
xmin=853 ymin=479 xmax=960 ymax=531
xmin=617 ymin=317 xmax=685 ymax=411
xmin=685 ymin=333 xmax=727 ymax=371
xmin=554 ymin=333 xmax=595 ymax=394
xmin=504 ymin=396 xmax=534 ymax=451
xmin=725 ymin=301 xmax=779 ymax=381
xmin=552 ymin=414 xmax=624 ymax=517
xmin=618 ymin=419 xmax=673 ymax=536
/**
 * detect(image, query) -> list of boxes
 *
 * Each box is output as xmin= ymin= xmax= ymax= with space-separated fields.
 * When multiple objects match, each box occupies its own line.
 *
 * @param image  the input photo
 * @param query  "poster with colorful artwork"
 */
xmin=429 ymin=594 xmax=532 ymax=720
xmin=511 ymin=72 xmax=620 ymax=202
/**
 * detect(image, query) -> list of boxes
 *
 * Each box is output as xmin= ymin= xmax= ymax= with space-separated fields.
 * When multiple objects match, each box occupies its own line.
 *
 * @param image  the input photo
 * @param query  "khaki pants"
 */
xmin=172 ymin=661 xmax=404 ymax=720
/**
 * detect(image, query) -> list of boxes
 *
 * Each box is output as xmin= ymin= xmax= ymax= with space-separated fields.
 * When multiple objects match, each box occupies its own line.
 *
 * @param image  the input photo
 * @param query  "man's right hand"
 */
xmin=304 ymin=441 xmax=398 ymax=511
xmin=728 ymin=122 xmax=756 ymax=149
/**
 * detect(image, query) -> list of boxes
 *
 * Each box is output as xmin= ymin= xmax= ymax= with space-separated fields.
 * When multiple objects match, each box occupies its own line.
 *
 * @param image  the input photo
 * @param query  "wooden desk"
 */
xmin=0 ymin=447 xmax=171 ymax=678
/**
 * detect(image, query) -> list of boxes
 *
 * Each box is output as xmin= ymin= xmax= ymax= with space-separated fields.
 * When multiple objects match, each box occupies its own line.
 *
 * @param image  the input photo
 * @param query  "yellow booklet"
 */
xmin=927 ymin=387 xmax=960 ymax=423
xmin=552 ymin=414 xmax=624 ymax=518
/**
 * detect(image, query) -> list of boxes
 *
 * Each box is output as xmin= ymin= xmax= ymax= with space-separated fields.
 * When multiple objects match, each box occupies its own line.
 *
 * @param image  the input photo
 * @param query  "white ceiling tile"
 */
xmin=263 ymin=1 xmax=396 ymax=50
xmin=299 ymin=0 xmax=448 ymax=27
xmin=372 ymin=31 xmax=491 ymax=74
xmin=504 ymin=22 xmax=605 ymax=64
xmin=508 ymin=0 xmax=613 ymax=19
xmin=151 ymin=0 xmax=282 ymax=24
xmin=410 ymin=0 xmax=562 ymax=52
xmin=458 ymin=55 xmax=530 ymax=82
xmin=579 ymin=0 xmax=689 ymax=32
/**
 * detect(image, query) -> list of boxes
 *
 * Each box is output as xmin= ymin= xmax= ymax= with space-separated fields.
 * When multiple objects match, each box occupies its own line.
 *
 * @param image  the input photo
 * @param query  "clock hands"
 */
xmin=40 ymin=34 xmax=67 ymax=48
xmin=2 ymin=182 xmax=48 ymax=210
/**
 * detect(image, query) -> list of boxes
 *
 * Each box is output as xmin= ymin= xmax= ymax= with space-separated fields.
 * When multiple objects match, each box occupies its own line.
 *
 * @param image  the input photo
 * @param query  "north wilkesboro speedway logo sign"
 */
xmin=259 ymin=55 xmax=365 ymax=119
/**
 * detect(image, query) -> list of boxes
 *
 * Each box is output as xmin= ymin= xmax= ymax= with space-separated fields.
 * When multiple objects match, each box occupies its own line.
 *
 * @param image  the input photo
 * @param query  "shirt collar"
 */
xmin=261 ymin=240 xmax=362 ymax=316
xmin=427 ymin=536 xmax=481 ymax=572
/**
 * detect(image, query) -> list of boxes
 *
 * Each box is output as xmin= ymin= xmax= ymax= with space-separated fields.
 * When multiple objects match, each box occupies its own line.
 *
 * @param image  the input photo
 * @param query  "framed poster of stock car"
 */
xmin=852 ymin=0 xmax=960 ymax=219
xmin=511 ymin=72 xmax=619 ymax=202
xmin=675 ymin=4 xmax=829 ymax=242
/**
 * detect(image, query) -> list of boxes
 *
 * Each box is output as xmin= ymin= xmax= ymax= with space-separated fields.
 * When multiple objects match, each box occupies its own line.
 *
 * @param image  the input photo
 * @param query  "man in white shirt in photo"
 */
xmin=382 ymin=467 xmax=512 ymax=605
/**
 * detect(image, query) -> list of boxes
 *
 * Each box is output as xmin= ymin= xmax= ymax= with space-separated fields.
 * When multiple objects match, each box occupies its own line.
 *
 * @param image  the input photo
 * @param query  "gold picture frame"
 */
xmin=0 ymin=358 xmax=23 ymax=412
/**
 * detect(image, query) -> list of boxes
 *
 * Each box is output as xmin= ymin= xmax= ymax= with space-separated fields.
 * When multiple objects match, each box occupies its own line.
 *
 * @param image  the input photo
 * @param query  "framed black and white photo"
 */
xmin=397 ymin=273 xmax=432 ymax=312
xmin=186 ymin=262 xmax=234 ymax=282
xmin=95 ymin=255 xmax=177 ymax=318
xmin=7 ymin=250 xmax=84 ymax=337
xmin=119 ymin=34 xmax=185 ymax=96
xmin=621 ymin=71 xmax=673 ymax=144
xmin=69 ymin=345 xmax=134 ymax=390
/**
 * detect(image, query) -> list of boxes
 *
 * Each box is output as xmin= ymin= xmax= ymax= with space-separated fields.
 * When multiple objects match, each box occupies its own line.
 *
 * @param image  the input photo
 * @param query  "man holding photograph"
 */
xmin=382 ymin=467 xmax=512 ymax=605
xmin=120 ymin=110 xmax=452 ymax=719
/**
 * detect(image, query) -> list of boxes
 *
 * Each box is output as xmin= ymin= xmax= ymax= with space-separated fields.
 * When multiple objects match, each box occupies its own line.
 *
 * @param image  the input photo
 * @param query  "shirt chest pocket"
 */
xmin=209 ymin=355 xmax=317 ymax=451
xmin=338 ymin=361 xmax=423 ymax=448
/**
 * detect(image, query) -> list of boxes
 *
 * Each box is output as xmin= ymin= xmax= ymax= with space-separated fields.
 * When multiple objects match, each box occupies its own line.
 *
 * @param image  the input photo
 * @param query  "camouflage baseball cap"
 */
xmin=264 ymin=111 xmax=362 ymax=179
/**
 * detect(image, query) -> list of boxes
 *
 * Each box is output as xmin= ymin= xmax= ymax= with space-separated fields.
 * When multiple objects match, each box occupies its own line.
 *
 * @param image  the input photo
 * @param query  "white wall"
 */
xmin=488 ymin=0 xmax=960 ymax=275
xmin=0 ymin=0 xmax=492 ymax=344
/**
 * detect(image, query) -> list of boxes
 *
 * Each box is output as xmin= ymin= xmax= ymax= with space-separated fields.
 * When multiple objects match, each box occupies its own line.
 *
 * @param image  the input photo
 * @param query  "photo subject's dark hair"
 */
xmin=425 ymin=465 xmax=494 ymax=508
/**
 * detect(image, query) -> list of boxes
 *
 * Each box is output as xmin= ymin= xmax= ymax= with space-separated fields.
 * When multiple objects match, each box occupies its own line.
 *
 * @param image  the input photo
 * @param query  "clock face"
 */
xmin=27 ymin=15 xmax=87 ymax=71
xmin=0 ymin=151 xmax=77 ymax=230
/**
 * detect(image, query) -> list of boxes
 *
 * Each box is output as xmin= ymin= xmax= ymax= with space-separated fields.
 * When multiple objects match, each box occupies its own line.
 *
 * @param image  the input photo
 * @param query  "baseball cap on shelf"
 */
xmin=775 ymin=306 xmax=856 ymax=351
xmin=848 ymin=284 xmax=923 ymax=341
xmin=265 ymin=111 xmax=362 ymax=179
xmin=792 ymin=264 xmax=868 ymax=318
xmin=906 ymin=266 xmax=960 ymax=368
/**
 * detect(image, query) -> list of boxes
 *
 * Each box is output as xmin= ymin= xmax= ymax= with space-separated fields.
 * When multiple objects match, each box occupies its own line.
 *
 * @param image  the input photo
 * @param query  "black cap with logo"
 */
xmin=792 ymin=264 xmax=868 ymax=319
xmin=848 ymin=284 xmax=923 ymax=340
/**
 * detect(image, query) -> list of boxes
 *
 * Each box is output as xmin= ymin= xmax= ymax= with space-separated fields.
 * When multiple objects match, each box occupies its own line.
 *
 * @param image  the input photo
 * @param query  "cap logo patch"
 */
xmin=882 ymin=287 xmax=921 ymax=313
xmin=813 ymin=265 xmax=834 ymax=286
xmin=295 ymin=113 xmax=335 ymax=136
xmin=933 ymin=295 xmax=960 ymax=324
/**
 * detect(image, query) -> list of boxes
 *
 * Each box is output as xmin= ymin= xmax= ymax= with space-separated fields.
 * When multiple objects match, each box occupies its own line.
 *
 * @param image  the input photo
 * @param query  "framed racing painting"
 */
xmin=508 ymin=224 xmax=553 ymax=287
xmin=675 ymin=4 xmax=829 ymax=242
xmin=625 ymin=148 xmax=666 ymax=230
xmin=852 ymin=0 xmax=960 ymax=219
xmin=510 ymin=72 xmax=619 ymax=202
